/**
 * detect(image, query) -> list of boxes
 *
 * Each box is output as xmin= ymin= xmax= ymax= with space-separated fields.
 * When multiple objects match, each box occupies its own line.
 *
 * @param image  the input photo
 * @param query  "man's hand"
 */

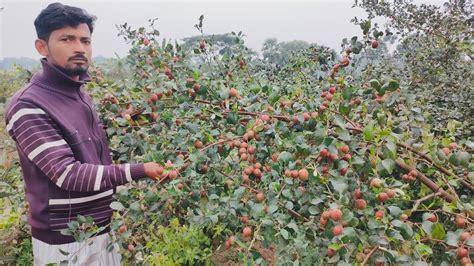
xmin=144 ymin=162 xmax=165 ymax=181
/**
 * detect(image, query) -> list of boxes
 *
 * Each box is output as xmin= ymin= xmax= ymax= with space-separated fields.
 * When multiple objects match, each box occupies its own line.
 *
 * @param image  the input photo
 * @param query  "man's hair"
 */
xmin=34 ymin=2 xmax=97 ymax=41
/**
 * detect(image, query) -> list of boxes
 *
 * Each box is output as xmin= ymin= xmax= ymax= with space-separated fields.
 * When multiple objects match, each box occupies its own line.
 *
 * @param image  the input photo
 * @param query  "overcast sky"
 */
xmin=0 ymin=0 xmax=444 ymax=60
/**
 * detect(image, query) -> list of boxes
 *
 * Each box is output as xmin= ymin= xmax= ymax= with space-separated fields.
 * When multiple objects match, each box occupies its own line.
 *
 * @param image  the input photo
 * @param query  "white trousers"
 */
xmin=32 ymin=233 xmax=121 ymax=265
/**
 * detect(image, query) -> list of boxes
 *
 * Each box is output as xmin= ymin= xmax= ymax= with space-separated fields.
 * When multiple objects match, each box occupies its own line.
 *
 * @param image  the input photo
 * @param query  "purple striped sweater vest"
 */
xmin=4 ymin=58 xmax=145 ymax=244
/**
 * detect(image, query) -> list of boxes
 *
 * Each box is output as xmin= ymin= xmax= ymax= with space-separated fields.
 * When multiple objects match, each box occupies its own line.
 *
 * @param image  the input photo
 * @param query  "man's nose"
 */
xmin=73 ymin=39 xmax=86 ymax=54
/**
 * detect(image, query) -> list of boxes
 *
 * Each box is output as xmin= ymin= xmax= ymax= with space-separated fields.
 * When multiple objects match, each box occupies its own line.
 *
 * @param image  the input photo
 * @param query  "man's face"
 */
xmin=36 ymin=23 xmax=92 ymax=77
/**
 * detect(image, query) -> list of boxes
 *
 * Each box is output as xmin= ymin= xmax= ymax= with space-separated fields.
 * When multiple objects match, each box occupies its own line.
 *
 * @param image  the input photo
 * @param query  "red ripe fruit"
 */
xmin=355 ymin=199 xmax=366 ymax=210
xmin=409 ymin=170 xmax=418 ymax=178
xmin=448 ymin=143 xmax=458 ymax=150
xmin=242 ymin=227 xmax=252 ymax=237
xmin=354 ymin=189 xmax=363 ymax=199
xmin=375 ymin=210 xmax=384 ymax=219
xmin=332 ymin=225 xmax=343 ymax=236
xmin=261 ymin=114 xmax=270 ymax=122
xmin=253 ymin=168 xmax=262 ymax=178
xmin=194 ymin=140 xmax=203 ymax=149
xmin=320 ymin=216 xmax=328 ymax=226
xmin=168 ymin=170 xmax=178 ymax=179
xmin=456 ymin=217 xmax=466 ymax=228
xmin=255 ymin=192 xmax=265 ymax=203
xmin=247 ymin=146 xmax=256 ymax=154
xmin=244 ymin=167 xmax=253 ymax=175
xmin=241 ymin=215 xmax=249 ymax=224
xmin=460 ymin=231 xmax=470 ymax=241
xmin=322 ymin=165 xmax=330 ymax=174
xmin=330 ymin=209 xmax=343 ymax=221
xmin=427 ymin=213 xmax=437 ymax=222
xmin=340 ymin=145 xmax=350 ymax=154
xmin=457 ymin=247 xmax=468 ymax=258
xmin=321 ymin=91 xmax=327 ymax=98
xmin=229 ymin=88 xmax=238 ymax=97
xmin=385 ymin=189 xmax=396 ymax=199
xmin=119 ymin=225 xmax=127 ymax=234
xmin=378 ymin=192 xmax=389 ymax=203
xmin=290 ymin=170 xmax=299 ymax=179
xmin=239 ymin=60 xmax=246 ymax=68
xmin=329 ymin=86 xmax=336 ymax=94
xmin=370 ymin=178 xmax=381 ymax=188
xmin=143 ymin=37 xmax=150 ymax=46
xmin=228 ymin=235 xmax=235 ymax=246
xmin=193 ymin=83 xmax=201 ymax=92
xmin=328 ymin=153 xmax=338 ymax=161
xmin=371 ymin=40 xmax=379 ymax=48
xmin=325 ymin=93 xmax=334 ymax=101
xmin=302 ymin=112 xmax=310 ymax=121
xmin=327 ymin=248 xmax=336 ymax=258
xmin=339 ymin=168 xmax=348 ymax=176
xmin=342 ymin=153 xmax=352 ymax=162
xmin=320 ymin=149 xmax=329 ymax=157
xmin=374 ymin=260 xmax=384 ymax=266
xmin=341 ymin=57 xmax=350 ymax=67
xmin=284 ymin=169 xmax=291 ymax=177
xmin=319 ymin=105 xmax=327 ymax=112
xmin=164 ymin=67 xmax=172 ymax=76
xmin=298 ymin=169 xmax=309 ymax=181
xmin=128 ymin=244 xmax=135 ymax=252
xmin=199 ymin=41 xmax=206 ymax=49
xmin=150 ymin=93 xmax=158 ymax=102
xmin=442 ymin=147 xmax=451 ymax=156
xmin=225 ymin=239 xmax=231 ymax=249
xmin=322 ymin=211 xmax=331 ymax=220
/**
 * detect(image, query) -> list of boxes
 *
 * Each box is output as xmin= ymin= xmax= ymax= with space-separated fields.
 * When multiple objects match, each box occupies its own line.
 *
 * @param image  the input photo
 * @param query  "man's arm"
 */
xmin=6 ymin=100 xmax=162 ymax=192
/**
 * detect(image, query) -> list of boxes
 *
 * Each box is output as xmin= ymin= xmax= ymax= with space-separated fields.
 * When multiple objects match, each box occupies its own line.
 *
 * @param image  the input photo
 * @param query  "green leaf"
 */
xmin=431 ymin=222 xmax=445 ymax=240
xmin=58 ymin=249 xmax=70 ymax=256
xmin=110 ymin=201 xmax=124 ymax=211
xmin=268 ymin=204 xmax=278 ymax=214
xmin=363 ymin=122 xmax=375 ymax=141
xmin=189 ymin=150 xmax=207 ymax=164
xmin=308 ymin=206 xmax=319 ymax=215
xmin=414 ymin=243 xmax=432 ymax=257
xmin=377 ymin=158 xmax=395 ymax=175
xmin=280 ymin=228 xmax=289 ymax=239
xmin=401 ymin=223 xmax=413 ymax=239
xmin=129 ymin=201 xmax=141 ymax=213
xmin=209 ymin=214 xmax=218 ymax=224
xmin=278 ymin=151 xmax=293 ymax=164
xmin=445 ymin=232 xmax=458 ymax=246
xmin=330 ymin=178 xmax=348 ymax=192
xmin=386 ymin=80 xmax=399 ymax=91
xmin=449 ymin=151 xmax=470 ymax=167
xmin=387 ymin=206 xmax=402 ymax=217
xmin=370 ymin=79 xmax=381 ymax=90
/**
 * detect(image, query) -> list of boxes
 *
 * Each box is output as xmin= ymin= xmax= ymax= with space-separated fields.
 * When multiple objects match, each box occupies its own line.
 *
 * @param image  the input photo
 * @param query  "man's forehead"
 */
xmin=51 ymin=24 xmax=91 ymax=38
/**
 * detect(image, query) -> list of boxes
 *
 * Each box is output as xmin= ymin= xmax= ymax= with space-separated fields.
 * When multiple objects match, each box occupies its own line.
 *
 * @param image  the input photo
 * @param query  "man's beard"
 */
xmin=56 ymin=64 xmax=89 ymax=76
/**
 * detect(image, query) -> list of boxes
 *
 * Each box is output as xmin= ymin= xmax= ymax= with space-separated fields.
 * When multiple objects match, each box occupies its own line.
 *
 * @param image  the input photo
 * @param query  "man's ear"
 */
xmin=35 ymin=39 xmax=49 ymax=57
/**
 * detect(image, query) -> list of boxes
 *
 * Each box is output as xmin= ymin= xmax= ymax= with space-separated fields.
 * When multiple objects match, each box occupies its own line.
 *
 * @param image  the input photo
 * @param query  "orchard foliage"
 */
xmin=80 ymin=5 xmax=474 ymax=265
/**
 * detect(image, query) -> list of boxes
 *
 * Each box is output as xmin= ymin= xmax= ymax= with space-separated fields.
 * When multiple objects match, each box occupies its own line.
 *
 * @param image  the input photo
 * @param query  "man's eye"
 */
xmin=61 ymin=38 xmax=70 ymax=42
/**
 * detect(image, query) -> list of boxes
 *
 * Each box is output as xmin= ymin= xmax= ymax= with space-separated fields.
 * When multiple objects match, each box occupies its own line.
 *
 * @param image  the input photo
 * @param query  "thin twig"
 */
xmin=361 ymin=246 xmax=379 ymax=266
xmin=410 ymin=192 xmax=442 ymax=214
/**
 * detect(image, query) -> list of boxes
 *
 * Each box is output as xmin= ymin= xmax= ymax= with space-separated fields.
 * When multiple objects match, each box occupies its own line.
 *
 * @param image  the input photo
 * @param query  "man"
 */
xmin=4 ymin=3 xmax=164 ymax=265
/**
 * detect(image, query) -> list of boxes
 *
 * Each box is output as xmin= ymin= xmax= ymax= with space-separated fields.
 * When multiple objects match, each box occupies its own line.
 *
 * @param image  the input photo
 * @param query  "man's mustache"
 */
xmin=69 ymin=56 xmax=88 ymax=62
